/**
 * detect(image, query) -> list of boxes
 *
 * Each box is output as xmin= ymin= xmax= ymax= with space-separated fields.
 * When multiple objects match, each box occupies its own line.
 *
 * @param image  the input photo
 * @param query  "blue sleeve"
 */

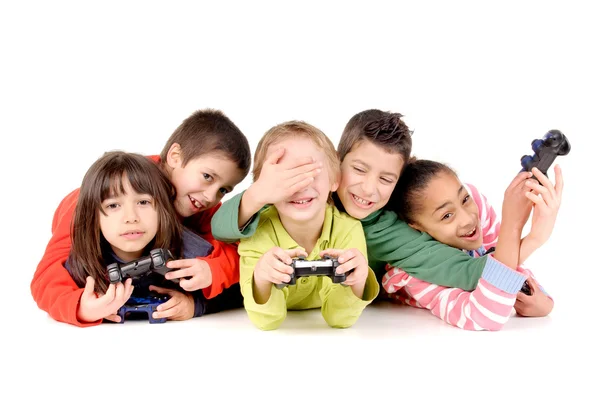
xmin=192 ymin=290 xmax=207 ymax=318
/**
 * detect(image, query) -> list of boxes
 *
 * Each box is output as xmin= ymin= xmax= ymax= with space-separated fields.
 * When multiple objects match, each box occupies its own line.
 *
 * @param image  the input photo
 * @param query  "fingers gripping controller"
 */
xmin=106 ymin=248 xmax=179 ymax=284
xmin=275 ymin=255 xmax=351 ymax=289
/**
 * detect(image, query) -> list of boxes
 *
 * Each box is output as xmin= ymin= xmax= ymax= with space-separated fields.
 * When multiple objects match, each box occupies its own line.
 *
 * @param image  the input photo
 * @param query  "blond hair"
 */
xmin=253 ymin=121 xmax=340 ymax=185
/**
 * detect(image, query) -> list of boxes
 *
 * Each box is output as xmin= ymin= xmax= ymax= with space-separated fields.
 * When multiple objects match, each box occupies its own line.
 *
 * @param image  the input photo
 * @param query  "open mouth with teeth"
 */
xmin=188 ymin=195 xmax=204 ymax=210
xmin=289 ymin=198 xmax=314 ymax=208
xmin=351 ymin=193 xmax=374 ymax=209
xmin=460 ymin=227 xmax=478 ymax=239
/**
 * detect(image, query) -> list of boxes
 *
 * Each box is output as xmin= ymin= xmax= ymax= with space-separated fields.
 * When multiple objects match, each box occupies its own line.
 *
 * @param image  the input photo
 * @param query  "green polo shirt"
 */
xmin=238 ymin=204 xmax=379 ymax=331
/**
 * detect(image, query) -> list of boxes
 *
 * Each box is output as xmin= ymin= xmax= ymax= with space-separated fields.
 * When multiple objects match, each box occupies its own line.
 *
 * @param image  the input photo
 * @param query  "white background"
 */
xmin=1 ymin=1 xmax=597 ymax=396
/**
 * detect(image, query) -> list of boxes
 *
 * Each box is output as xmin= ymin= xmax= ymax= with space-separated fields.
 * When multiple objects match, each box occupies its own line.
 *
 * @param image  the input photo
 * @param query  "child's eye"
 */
xmin=203 ymin=173 xmax=213 ymax=182
xmin=462 ymin=195 xmax=471 ymax=204
xmin=105 ymin=203 xmax=119 ymax=210
xmin=138 ymin=199 xmax=152 ymax=206
xmin=353 ymin=167 xmax=366 ymax=174
xmin=441 ymin=213 xmax=453 ymax=221
xmin=380 ymin=177 xmax=394 ymax=184
xmin=219 ymin=187 xmax=230 ymax=195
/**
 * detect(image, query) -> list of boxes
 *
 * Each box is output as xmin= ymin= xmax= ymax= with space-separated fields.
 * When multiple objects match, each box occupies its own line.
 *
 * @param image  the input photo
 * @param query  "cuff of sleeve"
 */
xmin=482 ymin=255 xmax=527 ymax=294
xmin=202 ymin=257 xmax=224 ymax=300
xmin=239 ymin=213 xmax=260 ymax=238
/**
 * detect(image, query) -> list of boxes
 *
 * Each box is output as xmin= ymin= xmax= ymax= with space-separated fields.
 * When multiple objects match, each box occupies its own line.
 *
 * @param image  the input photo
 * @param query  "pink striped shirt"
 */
xmin=381 ymin=183 xmax=547 ymax=331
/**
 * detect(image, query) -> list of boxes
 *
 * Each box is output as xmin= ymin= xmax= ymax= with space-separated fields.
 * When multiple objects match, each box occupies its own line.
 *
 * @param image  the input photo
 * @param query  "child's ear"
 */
xmin=408 ymin=222 xmax=424 ymax=232
xmin=330 ymin=171 xmax=341 ymax=192
xmin=166 ymin=143 xmax=182 ymax=169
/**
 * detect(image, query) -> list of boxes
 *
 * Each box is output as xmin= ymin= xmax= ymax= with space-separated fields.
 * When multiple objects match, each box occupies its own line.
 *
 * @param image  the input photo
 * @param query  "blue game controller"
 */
xmin=117 ymin=293 xmax=170 ymax=324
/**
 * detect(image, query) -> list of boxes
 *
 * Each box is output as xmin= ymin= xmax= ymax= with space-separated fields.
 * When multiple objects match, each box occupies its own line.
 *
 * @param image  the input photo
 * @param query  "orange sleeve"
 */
xmin=30 ymin=189 xmax=102 ymax=327
xmin=187 ymin=203 xmax=241 ymax=299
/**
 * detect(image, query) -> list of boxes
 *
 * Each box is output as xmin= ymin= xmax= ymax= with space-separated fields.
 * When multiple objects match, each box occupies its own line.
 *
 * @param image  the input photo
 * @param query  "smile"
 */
xmin=189 ymin=195 xmax=204 ymax=209
xmin=351 ymin=194 xmax=374 ymax=209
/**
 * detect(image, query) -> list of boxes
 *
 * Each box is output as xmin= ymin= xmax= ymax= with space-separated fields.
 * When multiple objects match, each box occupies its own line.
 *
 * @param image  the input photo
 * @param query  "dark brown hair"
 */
xmin=389 ymin=158 xmax=456 ymax=224
xmin=160 ymin=109 xmax=251 ymax=177
xmin=337 ymin=109 xmax=412 ymax=164
xmin=68 ymin=151 xmax=182 ymax=294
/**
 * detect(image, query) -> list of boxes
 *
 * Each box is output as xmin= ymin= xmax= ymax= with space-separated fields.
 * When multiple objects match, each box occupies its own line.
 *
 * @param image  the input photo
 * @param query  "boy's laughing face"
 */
xmin=337 ymin=140 xmax=404 ymax=219
xmin=166 ymin=145 xmax=246 ymax=218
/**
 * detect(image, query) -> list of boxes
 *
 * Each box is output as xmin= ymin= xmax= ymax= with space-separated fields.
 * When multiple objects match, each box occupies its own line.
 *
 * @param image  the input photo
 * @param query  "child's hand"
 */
xmin=246 ymin=147 xmax=322 ymax=206
xmin=501 ymin=170 xmax=535 ymax=231
xmin=523 ymin=165 xmax=563 ymax=247
xmin=514 ymin=278 xmax=554 ymax=317
xmin=320 ymin=248 xmax=368 ymax=299
xmin=164 ymin=258 xmax=212 ymax=291
xmin=253 ymin=247 xmax=307 ymax=286
xmin=149 ymin=285 xmax=195 ymax=321
xmin=76 ymin=276 xmax=134 ymax=323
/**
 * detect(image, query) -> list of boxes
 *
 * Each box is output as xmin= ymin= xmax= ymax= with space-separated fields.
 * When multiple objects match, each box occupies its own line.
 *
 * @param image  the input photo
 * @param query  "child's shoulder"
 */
xmin=253 ymin=205 xmax=283 ymax=234
xmin=329 ymin=204 xmax=363 ymax=229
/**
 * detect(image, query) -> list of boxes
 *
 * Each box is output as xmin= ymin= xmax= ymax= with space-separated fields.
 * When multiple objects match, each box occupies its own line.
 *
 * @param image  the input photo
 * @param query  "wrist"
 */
xmin=244 ymin=185 xmax=266 ymax=210
xmin=252 ymin=270 xmax=269 ymax=289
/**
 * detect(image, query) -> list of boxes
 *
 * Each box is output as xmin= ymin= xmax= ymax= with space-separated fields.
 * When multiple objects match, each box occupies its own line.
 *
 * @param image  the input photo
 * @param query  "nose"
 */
xmin=360 ymin=175 xmax=376 ymax=197
xmin=203 ymin=186 xmax=219 ymax=204
xmin=457 ymin=209 xmax=475 ymax=230
xmin=123 ymin=203 xmax=139 ymax=224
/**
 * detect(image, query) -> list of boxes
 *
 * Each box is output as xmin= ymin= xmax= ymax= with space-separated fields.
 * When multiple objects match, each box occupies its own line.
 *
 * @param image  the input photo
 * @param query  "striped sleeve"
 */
xmin=382 ymin=265 xmax=524 ymax=331
xmin=466 ymin=183 xmax=500 ymax=251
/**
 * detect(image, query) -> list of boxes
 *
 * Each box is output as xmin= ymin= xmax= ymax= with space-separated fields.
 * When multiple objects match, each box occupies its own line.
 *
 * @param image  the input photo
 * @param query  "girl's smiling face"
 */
xmin=408 ymin=171 xmax=483 ymax=251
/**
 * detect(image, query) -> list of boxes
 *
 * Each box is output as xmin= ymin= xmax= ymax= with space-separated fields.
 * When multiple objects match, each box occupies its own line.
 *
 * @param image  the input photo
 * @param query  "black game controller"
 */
xmin=107 ymin=248 xmax=178 ymax=284
xmin=117 ymin=293 xmax=170 ymax=324
xmin=275 ymin=255 xmax=350 ymax=289
xmin=520 ymin=280 xmax=532 ymax=296
xmin=520 ymin=130 xmax=570 ymax=178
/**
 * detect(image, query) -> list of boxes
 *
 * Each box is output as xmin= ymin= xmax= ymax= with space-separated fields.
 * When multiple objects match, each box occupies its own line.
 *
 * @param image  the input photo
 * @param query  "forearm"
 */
xmin=192 ymin=291 xmax=207 ymax=318
xmin=321 ymin=268 xmax=379 ymax=328
xmin=243 ymin=278 xmax=287 ymax=330
xmin=366 ymin=211 xmax=487 ymax=290
xmin=201 ymin=240 xmax=240 ymax=299
xmin=384 ymin=268 xmax=519 ymax=331
xmin=252 ymin=277 xmax=273 ymax=304
xmin=210 ymin=191 xmax=262 ymax=243
xmin=239 ymin=254 xmax=287 ymax=330
xmin=238 ymin=186 xmax=266 ymax=229
xmin=518 ymin=236 xmax=541 ymax=264
xmin=492 ymin=223 xmax=522 ymax=270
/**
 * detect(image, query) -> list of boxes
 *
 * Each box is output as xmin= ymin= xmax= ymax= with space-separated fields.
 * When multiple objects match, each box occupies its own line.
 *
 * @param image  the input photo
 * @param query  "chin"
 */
xmin=283 ymin=212 xmax=319 ymax=223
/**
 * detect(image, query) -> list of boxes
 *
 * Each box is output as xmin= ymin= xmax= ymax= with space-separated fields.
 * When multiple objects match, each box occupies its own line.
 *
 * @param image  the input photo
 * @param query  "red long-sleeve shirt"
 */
xmin=30 ymin=155 xmax=241 ymax=326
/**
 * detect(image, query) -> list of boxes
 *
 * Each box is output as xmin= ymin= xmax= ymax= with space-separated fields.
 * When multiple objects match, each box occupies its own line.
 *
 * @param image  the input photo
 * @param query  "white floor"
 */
xmin=7 ymin=277 xmax=597 ymax=397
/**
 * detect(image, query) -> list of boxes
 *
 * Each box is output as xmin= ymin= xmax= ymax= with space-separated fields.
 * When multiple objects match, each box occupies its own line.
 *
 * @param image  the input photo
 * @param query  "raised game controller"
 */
xmin=117 ymin=293 xmax=170 ymax=324
xmin=520 ymin=130 xmax=570 ymax=178
xmin=275 ymin=256 xmax=349 ymax=289
xmin=106 ymin=248 xmax=178 ymax=284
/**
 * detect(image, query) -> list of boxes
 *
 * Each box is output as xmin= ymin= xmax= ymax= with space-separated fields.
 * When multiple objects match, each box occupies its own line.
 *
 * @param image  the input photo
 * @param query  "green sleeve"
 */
xmin=364 ymin=210 xmax=486 ymax=291
xmin=210 ymin=190 xmax=263 ymax=243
